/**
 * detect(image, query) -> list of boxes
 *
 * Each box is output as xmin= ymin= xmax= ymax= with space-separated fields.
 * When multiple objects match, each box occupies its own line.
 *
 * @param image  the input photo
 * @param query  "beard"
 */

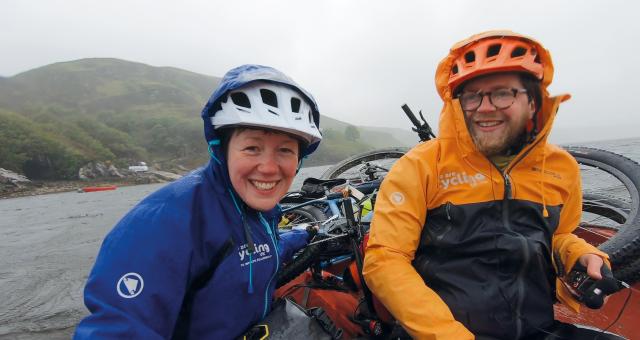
xmin=465 ymin=112 xmax=530 ymax=157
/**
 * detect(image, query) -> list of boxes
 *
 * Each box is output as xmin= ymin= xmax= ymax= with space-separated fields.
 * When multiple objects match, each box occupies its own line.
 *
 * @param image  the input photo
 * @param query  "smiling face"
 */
xmin=226 ymin=128 xmax=300 ymax=211
xmin=461 ymin=73 xmax=536 ymax=157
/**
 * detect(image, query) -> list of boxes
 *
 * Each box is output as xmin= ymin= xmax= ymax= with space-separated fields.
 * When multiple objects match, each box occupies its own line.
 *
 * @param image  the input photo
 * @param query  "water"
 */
xmin=0 ymin=165 xmax=331 ymax=339
xmin=0 ymin=138 xmax=638 ymax=339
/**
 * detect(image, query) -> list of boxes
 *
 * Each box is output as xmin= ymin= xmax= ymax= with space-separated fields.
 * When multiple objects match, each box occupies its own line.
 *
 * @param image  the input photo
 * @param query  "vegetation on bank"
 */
xmin=0 ymin=58 xmax=413 ymax=180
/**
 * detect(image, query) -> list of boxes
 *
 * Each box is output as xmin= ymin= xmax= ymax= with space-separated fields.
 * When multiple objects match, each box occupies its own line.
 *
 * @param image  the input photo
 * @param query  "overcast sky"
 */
xmin=2 ymin=0 xmax=640 ymax=142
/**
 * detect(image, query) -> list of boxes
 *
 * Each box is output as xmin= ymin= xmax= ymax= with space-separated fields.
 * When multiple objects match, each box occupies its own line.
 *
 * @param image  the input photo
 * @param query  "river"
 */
xmin=0 ymin=139 xmax=638 ymax=339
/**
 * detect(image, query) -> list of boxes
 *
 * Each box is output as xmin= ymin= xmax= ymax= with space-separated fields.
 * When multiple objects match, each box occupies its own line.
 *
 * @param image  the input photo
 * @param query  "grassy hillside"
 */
xmin=0 ymin=59 xmax=412 ymax=180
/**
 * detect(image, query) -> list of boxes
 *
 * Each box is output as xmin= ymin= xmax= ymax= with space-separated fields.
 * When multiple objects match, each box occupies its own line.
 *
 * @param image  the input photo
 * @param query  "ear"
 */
xmin=527 ymin=99 xmax=536 ymax=119
xmin=526 ymin=118 xmax=534 ymax=133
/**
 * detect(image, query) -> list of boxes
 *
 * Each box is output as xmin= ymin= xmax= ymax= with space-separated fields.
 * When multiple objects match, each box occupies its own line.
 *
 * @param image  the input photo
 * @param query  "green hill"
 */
xmin=0 ymin=58 xmax=414 ymax=180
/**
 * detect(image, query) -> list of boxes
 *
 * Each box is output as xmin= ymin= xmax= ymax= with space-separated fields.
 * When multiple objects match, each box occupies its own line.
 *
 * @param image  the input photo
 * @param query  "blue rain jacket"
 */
xmin=74 ymin=65 xmax=317 ymax=339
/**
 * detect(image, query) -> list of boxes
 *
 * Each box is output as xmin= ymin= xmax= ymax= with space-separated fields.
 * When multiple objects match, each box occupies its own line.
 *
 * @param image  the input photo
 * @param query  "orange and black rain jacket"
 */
xmin=363 ymin=51 xmax=608 ymax=339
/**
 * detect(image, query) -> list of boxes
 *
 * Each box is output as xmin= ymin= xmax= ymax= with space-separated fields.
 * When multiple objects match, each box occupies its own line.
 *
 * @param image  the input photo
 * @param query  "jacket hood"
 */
xmin=434 ymin=30 xmax=570 ymax=160
xmin=200 ymin=64 xmax=321 ymax=158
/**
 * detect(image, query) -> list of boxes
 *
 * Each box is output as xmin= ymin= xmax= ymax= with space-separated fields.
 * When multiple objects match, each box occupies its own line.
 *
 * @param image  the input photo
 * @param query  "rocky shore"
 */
xmin=1 ymin=163 xmax=183 ymax=199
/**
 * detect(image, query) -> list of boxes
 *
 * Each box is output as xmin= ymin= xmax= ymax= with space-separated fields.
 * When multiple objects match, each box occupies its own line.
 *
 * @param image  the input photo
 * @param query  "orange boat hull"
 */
xmin=81 ymin=186 xmax=117 ymax=193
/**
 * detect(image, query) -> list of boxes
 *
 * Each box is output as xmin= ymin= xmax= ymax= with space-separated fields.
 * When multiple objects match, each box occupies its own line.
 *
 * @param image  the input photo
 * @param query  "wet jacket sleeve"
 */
xmin=552 ymin=161 xmax=610 ymax=311
xmin=74 ymin=199 xmax=207 ymax=339
xmin=362 ymin=155 xmax=474 ymax=340
xmin=277 ymin=230 xmax=309 ymax=263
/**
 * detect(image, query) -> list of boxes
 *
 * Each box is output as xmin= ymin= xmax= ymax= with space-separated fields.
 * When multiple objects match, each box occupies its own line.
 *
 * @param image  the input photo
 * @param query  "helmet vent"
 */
xmin=511 ymin=46 xmax=527 ymax=58
xmin=260 ymin=89 xmax=278 ymax=107
xmin=464 ymin=51 xmax=475 ymax=63
xmin=230 ymin=92 xmax=251 ymax=108
xmin=451 ymin=64 xmax=459 ymax=75
xmin=487 ymin=44 xmax=502 ymax=58
xmin=291 ymin=97 xmax=301 ymax=113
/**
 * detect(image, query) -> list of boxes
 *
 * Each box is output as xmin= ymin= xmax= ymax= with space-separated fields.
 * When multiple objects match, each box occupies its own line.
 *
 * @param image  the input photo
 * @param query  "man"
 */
xmin=362 ymin=30 xmax=610 ymax=339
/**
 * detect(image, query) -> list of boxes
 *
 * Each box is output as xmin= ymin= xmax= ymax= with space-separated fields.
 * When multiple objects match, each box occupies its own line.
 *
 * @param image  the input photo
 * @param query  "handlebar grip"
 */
xmin=401 ymin=104 xmax=422 ymax=129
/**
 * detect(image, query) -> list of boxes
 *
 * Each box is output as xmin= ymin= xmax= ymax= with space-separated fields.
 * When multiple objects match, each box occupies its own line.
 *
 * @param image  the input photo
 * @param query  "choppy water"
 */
xmin=0 ymin=138 xmax=638 ymax=339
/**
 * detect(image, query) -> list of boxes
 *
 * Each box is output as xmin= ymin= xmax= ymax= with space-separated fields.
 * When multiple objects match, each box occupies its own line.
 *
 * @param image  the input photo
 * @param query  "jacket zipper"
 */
xmin=502 ymin=174 xmax=530 ymax=339
xmin=502 ymin=132 xmax=548 ymax=338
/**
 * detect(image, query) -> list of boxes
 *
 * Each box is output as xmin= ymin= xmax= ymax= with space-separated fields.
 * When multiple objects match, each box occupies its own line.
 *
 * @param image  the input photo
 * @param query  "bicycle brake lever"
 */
xmin=306 ymin=233 xmax=348 ymax=247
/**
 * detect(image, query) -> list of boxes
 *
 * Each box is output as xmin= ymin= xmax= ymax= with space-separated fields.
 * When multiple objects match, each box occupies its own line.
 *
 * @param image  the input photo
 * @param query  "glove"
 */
xmin=306 ymin=224 xmax=319 ymax=242
xmin=565 ymin=263 xmax=624 ymax=309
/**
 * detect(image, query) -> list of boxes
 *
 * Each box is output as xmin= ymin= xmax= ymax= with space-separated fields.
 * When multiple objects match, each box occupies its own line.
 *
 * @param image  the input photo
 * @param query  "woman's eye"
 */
xmin=280 ymin=148 xmax=296 ymax=154
xmin=279 ymin=147 xmax=295 ymax=154
xmin=243 ymin=146 xmax=260 ymax=152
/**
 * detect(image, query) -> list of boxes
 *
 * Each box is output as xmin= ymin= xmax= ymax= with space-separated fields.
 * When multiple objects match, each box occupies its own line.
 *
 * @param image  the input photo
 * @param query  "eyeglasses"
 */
xmin=457 ymin=88 xmax=528 ymax=111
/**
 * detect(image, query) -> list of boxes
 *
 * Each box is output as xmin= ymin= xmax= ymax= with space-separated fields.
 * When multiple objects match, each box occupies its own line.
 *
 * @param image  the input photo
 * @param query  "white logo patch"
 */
xmin=239 ymin=243 xmax=273 ymax=267
xmin=390 ymin=192 xmax=405 ymax=205
xmin=117 ymin=272 xmax=144 ymax=298
xmin=439 ymin=171 xmax=487 ymax=190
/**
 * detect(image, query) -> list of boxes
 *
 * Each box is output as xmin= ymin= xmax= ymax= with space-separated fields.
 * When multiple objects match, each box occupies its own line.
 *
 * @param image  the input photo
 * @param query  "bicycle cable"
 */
xmin=596 ymin=282 xmax=634 ymax=339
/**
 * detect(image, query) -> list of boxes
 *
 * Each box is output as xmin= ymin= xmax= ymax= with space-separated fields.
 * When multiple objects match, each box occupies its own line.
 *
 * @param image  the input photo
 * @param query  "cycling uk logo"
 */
xmin=238 ymin=243 xmax=272 ymax=267
xmin=117 ymin=272 xmax=144 ymax=298
xmin=440 ymin=171 xmax=487 ymax=190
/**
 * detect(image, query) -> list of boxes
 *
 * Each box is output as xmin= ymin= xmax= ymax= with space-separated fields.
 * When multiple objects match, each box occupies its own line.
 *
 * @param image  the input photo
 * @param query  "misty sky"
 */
xmin=2 ymin=0 xmax=640 ymax=142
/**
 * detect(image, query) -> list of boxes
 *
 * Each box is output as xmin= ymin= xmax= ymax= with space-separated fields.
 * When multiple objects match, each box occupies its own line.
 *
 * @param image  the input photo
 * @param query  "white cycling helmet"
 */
xmin=210 ymin=81 xmax=322 ymax=146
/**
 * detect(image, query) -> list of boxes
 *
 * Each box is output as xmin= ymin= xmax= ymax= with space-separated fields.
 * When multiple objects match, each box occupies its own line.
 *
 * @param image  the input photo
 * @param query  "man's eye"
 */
xmin=493 ymin=89 xmax=512 ymax=99
xmin=461 ymin=93 xmax=480 ymax=102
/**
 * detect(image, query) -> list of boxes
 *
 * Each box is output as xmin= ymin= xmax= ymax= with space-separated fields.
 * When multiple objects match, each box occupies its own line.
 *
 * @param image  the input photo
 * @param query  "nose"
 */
xmin=257 ymin=153 xmax=279 ymax=174
xmin=476 ymin=94 xmax=496 ymax=113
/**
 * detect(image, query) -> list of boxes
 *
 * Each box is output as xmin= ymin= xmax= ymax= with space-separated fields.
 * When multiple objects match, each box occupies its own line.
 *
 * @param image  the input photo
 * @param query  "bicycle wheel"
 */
xmin=279 ymin=205 xmax=326 ymax=230
xmin=320 ymin=147 xmax=409 ymax=183
xmin=566 ymin=147 xmax=640 ymax=282
xmin=575 ymin=192 xmax=628 ymax=254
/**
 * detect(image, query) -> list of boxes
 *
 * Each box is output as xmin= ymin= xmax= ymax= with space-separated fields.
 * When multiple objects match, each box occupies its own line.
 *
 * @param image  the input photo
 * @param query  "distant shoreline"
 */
xmin=0 ymin=178 xmax=161 ymax=200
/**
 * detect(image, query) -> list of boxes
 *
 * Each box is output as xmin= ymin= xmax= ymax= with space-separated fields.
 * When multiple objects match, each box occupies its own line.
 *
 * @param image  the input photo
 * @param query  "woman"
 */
xmin=74 ymin=65 xmax=323 ymax=339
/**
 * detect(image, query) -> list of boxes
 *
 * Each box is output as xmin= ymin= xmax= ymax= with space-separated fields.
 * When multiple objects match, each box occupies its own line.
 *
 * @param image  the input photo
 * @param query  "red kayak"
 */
xmin=81 ymin=185 xmax=117 ymax=193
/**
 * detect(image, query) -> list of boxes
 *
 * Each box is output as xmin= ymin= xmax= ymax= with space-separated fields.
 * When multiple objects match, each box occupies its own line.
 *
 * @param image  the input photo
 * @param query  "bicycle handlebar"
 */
xmin=401 ymin=104 xmax=436 ymax=142
xmin=402 ymin=104 xmax=422 ymax=129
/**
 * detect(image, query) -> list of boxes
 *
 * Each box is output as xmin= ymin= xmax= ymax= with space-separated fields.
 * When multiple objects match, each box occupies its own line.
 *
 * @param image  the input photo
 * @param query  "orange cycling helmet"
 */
xmin=435 ymin=30 xmax=554 ymax=99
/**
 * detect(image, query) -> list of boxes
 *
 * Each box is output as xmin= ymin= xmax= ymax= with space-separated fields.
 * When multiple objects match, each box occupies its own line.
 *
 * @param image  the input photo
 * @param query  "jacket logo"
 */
xmin=440 ymin=171 xmax=486 ymax=190
xmin=239 ymin=243 xmax=272 ymax=267
xmin=117 ymin=272 xmax=144 ymax=298
xmin=390 ymin=192 xmax=405 ymax=205
xmin=531 ymin=166 xmax=562 ymax=179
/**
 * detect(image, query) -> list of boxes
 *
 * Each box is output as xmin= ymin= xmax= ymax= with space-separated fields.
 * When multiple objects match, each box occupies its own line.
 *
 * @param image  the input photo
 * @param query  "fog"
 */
xmin=2 ymin=0 xmax=639 ymax=142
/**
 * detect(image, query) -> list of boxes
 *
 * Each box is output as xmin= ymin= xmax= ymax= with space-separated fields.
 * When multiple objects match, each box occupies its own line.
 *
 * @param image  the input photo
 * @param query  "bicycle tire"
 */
xmin=279 ymin=206 xmax=327 ymax=229
xmin=565 ymin=146 xmax=640 ymax=279
xmin=610 ymin=257 xmax=640 ymax=284
xmin=320 ymin=147 xmax=409 ymax=181
xmin=582 ymin=192 xmax=630 ymax=225
xmin=276 ymin=241 xmax=323 ymax=288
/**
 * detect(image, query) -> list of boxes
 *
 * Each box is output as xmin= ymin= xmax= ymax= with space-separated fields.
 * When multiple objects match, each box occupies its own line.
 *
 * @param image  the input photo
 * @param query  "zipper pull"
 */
xmin=445 ymin=202 xmax=452 ymax=221
xmin=504 ymin=174 xmax=513 ymax=199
